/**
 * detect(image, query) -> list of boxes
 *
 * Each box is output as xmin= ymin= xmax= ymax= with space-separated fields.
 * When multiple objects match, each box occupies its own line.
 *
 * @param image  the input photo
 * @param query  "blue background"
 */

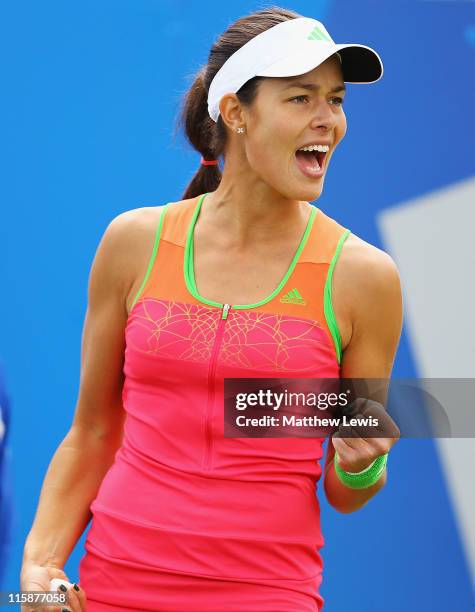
xmin=1 ymin=0 xmax=474 ymax=609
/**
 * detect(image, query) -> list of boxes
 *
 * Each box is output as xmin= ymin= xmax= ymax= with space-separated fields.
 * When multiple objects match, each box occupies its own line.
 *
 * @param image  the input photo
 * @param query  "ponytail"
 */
xmin=178 ymin=68 xmax=223 ymax=200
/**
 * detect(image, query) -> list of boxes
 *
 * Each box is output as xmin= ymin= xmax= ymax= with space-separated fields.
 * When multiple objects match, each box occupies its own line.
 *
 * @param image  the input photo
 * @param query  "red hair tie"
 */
xmin=200 ymin=158 xmax=219 ymax=166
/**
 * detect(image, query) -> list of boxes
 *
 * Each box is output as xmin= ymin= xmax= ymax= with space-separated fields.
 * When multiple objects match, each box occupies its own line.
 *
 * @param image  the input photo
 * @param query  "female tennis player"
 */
xmin=20 ymin=7 xmax=402 ymax=611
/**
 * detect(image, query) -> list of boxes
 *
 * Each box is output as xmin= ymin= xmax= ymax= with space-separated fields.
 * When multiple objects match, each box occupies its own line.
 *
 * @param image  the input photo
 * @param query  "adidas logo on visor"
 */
xmin=280 ymin=288 xmax=307 ymax=305
xmin=307 ymin=25 xmax=331 ymax=42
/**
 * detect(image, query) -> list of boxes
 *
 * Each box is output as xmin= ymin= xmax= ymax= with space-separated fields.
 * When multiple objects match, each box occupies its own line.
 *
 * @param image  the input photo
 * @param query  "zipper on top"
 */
xmin=203 ymin=302 xmax=231 ymax=470
xmin=221 ymin=303 xmax=231 ymax=320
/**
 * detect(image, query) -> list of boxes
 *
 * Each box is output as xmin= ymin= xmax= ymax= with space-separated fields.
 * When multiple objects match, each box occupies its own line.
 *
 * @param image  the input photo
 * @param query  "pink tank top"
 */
xmin=87 ymin=192 xmax=351 ymax=607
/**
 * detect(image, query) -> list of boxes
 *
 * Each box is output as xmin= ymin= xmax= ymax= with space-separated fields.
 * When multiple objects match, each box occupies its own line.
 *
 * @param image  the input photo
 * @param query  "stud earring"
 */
xmin=236 ymin=127 xmax=245 ymax=134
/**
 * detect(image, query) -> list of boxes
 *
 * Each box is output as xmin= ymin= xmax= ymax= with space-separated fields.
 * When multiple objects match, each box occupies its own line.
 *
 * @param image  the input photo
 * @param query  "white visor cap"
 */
xmin=207 ymin=17 xmax=383 ymax=122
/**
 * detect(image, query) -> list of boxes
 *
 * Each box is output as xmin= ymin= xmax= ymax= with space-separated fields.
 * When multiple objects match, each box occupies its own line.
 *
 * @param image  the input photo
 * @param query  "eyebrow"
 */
xmin=281 ymin=81 xmax=346 ymax=93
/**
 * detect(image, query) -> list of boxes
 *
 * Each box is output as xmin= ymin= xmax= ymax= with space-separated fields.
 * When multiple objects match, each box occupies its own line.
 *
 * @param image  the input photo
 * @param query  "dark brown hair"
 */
xmin=177 ymin=6 xmax=302 ymax=200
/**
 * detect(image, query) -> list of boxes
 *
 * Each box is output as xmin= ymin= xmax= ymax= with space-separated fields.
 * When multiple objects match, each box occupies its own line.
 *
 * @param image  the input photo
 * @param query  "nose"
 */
xmin=309 ymin=98 xmax=337 ymax=132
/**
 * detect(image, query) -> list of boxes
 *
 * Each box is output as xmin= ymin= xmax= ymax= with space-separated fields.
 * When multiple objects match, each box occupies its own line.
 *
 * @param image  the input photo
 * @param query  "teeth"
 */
xmin=298 ymin=144 xmax=329 ymax=153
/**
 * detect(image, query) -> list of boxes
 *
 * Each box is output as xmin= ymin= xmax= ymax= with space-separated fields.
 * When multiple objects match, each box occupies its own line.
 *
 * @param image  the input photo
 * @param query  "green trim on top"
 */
xmin=131 ymin=203 xmax=169 ymax=309
xmin=184 ymin=194 xmax=221 ymax=307
xmin=184 ymin=192 xmax=318 ymax=310
xmin=323 ymin=229 xmax=351 ymax=365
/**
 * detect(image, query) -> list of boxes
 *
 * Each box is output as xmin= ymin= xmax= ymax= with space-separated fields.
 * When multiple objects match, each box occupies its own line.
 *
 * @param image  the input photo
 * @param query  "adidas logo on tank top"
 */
xmin=279 ymin=287 xmax=306 ymax=305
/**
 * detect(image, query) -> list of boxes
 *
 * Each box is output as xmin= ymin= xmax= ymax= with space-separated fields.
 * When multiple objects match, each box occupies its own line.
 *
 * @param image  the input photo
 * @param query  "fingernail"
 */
xmin=58 ymin=585 xmax=68 ymax=592
xmin=73 ymin=583 xmax=80 ymax=591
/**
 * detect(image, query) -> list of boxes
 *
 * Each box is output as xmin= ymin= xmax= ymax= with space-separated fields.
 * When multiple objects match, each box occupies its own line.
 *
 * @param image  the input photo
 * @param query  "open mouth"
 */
xmin=295 ymin=149 xmax=327 ymax=177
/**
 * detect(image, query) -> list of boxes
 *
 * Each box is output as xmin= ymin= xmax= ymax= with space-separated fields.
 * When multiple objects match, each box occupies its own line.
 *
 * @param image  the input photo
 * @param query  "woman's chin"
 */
xmin=270 ymin=173 xmax=325 ymax=202
xmin=298 ymin=180 xmax=324 ymax=202
xmin=288 ymin=168 xmax=326 ymax=200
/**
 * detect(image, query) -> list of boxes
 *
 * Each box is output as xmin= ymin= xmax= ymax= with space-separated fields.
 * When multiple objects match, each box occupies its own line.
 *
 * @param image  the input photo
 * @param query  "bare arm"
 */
xmin=21 ymin=207 xmax=155 ymax=573
xmin=323 ymin=239 xmax=404 ymax=513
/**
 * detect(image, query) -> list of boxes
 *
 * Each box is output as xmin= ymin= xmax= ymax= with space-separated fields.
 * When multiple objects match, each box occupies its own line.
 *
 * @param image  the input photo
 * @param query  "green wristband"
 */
xmin=334 ymin=452 xmax=388 ymax=489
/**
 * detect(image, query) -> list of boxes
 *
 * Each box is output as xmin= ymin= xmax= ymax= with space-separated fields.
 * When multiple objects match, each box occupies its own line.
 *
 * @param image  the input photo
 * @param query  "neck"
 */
xmin=203 ymin=159 xmax=312 ymax=246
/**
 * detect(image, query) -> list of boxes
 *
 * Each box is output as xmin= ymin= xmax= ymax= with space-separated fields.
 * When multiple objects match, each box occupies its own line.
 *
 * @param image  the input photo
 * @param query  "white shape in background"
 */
xmin=378 ymin=176 xmax=475 ymax=587
xmin=0 ymin=404 xmax=4 ymax=442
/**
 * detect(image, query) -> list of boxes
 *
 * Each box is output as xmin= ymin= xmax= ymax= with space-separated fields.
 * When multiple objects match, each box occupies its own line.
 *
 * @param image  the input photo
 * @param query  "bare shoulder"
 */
xmin=96 ymin=205 xmax=166 ymax=314
xmin=105 ymin=205 xmax=163 ymax=253
xmin=338 ymin=232 xmax=401 ymax=286
xmin=332 ymin=232 xmax=402 ymax=351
